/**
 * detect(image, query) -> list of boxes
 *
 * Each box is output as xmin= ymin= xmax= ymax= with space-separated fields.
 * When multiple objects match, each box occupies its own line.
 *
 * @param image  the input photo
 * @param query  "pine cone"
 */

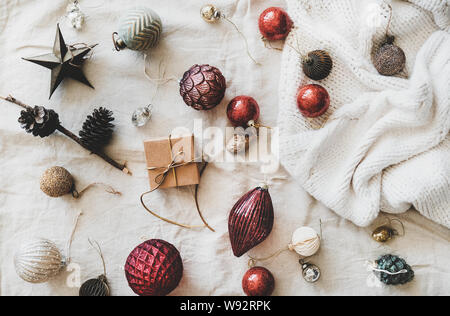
xmin=79 ymin=107 xmax=114 ymax=150
xmin=18 ymin=106 xmax=60 ymax=138
xmin=375 ymin=254 xmax=414 ymax=286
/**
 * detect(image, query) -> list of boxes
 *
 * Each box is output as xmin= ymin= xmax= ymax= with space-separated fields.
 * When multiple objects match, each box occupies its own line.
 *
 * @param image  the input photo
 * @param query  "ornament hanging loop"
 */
xmin=388 ymin=217 xmax=405 ymax=237
xmin=88 ymin=238 xmax=107 ymax=276
xmin=112 ymin=32 xmax=126 ymax=51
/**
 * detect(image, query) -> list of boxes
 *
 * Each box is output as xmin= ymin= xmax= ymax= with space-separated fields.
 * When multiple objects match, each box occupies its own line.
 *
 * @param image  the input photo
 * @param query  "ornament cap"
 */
xmin=113 ymin=33 xmax=127 ymax=51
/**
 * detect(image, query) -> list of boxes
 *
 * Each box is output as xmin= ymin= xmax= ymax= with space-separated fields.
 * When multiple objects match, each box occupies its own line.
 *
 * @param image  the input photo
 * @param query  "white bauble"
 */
xmin=291 ymin=227 xmax=321 ymax=257
xmin=14 ymin=239 xmax=64 ymax=283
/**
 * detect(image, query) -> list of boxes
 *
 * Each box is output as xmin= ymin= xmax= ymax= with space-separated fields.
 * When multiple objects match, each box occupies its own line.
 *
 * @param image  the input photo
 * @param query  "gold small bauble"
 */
xmin=200 ymin=4 xmax=221 ymax=23
xmin=372 ymin=226 xmax=394 ymax=243
xmin=40 ymin=166 xmax=74 ymax=197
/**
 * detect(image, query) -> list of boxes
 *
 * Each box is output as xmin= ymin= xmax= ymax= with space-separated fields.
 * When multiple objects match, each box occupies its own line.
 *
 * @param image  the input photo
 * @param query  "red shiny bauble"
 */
xmin=227 ymin=96 xmax=260 ymax=128
xmin=242 ymin=267 xmax=275 ymax=297
xmin=180 ymin=64 xmax=226 ymax=111
xmin=124 ymin=239 xmax=183 ymax=296
xmin=229 ymin=186 xmax=274 ymax=257
xmin=258 ymin=7 xmax=293 ymax=41
xmin=296 ymin=84 xmax=330 ymax=118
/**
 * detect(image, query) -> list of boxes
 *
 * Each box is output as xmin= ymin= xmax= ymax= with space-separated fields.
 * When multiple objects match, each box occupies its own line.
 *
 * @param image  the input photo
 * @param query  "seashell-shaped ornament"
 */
xmin=14 ymin=239 xmax=64 ymax=283
xmin=302 ymin=50 xmax=333 ymax=81
xmin=228 ymin=185 xmax=274 ymax=257
xmin=113 ymin=7 xmax=162 ymax=51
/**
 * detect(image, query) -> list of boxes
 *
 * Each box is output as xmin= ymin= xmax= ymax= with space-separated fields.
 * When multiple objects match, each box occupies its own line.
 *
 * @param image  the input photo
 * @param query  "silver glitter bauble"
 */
xmin=300 ymin=260 xmax=321 ymax=283
xmin=14 ymin=239 xmax=64 ymax=283
xmin=114 ymin=7 xmax=162 ymax=51
xmin=66 ymin=1 xmax=85 ymax=30
xmin=132 ymin=104 xmax=153 ymax=127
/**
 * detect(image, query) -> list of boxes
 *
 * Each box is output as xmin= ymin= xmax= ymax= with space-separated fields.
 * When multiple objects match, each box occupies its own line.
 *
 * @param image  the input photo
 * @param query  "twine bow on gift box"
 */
xmin=140 ymin=136 xmax=215 ymax=232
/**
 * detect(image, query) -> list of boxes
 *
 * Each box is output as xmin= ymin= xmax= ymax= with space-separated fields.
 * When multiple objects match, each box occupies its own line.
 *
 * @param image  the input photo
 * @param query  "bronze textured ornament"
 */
xmin=373 ymin=3 xmax=406 ymax=76
xmin=23 ymin=24 xmax=97 ymax=99
xmin=302 ymin=50 xmax=333 ymax=81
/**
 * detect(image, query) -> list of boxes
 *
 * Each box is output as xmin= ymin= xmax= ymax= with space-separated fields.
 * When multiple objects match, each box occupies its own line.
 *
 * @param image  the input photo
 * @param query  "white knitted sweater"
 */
xmin=278 ymin=0 xmax=450 ymax=228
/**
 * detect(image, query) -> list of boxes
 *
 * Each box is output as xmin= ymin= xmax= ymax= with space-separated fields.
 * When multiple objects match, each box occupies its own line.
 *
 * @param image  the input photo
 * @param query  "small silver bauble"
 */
xmin=66 ymin=1 xmax=85 ymax=30
xmin=300 ymin=260 xmax=321 ymax=283
xmin=132 ymin=104 xmax=153 ymax=127
xmin=226 ymin=134 xmax=248 ymax=154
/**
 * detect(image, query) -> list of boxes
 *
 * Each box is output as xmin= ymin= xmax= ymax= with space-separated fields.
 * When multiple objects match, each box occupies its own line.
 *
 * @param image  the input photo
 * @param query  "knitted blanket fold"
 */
xmin=278 ymin=0 xmax=450 ymax=228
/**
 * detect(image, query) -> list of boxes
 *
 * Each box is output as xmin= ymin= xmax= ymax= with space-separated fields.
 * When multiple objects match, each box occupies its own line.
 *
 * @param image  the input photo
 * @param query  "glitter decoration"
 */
xmin=40 ymin=166 xmax=74 ymax=197
xmin=66 ymin=0 xmax=85 ymax=30
xmin=300 ymin=260 xmax=321 ymax=283
xmin=242 ymin=266 xmax=275 ymax=296
xmin=132 ymin=104 xmax=153 ymax=127
xmin=14 ymin=239 xmax=64 ymax=283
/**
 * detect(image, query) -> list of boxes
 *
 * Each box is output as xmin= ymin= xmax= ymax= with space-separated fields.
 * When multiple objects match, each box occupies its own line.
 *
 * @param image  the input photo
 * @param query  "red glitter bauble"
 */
xmin=242 ymin=267 xmax=275 ymax=297
xmin=227 ymin=96 xmax=260 ymax=128
xmin=296 ymin=84 xmax=330 ymax=118
xmin=180 ymin=64 xmax=226 ymax=111
xmin=229 ymin=186 xmax=274 ymax=257
xmin=258 ymin=7 xmax=293 ymax=41
xmin=124 ymin=239 xmax=183 ymax=296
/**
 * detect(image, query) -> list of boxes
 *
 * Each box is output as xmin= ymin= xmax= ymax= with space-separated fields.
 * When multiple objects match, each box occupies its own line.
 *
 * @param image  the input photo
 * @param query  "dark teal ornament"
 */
xmin=375 ymin=254 xmax=414 ymax=286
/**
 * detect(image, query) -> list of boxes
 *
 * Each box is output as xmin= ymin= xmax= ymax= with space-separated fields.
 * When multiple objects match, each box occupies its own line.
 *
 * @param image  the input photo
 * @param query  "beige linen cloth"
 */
xmin=0 ymin=0 xmax=449 ymax=296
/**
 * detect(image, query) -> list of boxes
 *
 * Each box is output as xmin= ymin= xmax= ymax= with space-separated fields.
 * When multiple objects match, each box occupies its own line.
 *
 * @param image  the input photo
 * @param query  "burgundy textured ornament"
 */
xmin=228 ymin=186 xmax=274 ymax=257
xmin=180 ymin=64 xmax=226 ymax=111
xmin=124 ymin=239 xmax=183 ymax=296
xmin=296 ymin=84 xmax=330 ymax=118
xmin=242 ymin=267 xmax=275 ymax=297
xmin=259 ymin=7 xmax=293 ymax=41
xmin=227 ymin=96 xmax=260 ymax=128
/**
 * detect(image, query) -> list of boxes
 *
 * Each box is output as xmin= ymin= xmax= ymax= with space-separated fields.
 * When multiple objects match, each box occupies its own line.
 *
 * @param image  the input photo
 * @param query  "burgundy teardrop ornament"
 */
xmin=124 ymin=239 xmax=183 ymax=296
xmin=228 ymin=186 xmax=274 ymax=257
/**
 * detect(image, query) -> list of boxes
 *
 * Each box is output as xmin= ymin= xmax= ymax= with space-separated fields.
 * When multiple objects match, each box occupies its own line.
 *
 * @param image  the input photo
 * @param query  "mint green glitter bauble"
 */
xmin=115 ymin=7 xmax=162 ymax=51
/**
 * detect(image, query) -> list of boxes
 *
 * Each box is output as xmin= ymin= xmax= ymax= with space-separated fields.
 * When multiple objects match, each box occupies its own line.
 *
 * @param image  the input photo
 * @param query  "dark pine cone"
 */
xmin=18 ymin=106 xmax=60 ymax=138
xmin=180 ymin=64 xmax=227 ymax=111
xmin=375 ymin=254 xmax=414 ymax=286
xmin=79 ymin=107 xmax=114 ymax=150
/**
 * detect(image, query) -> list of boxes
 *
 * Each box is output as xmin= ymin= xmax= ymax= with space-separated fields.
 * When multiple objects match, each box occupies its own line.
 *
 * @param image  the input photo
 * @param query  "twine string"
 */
xmin=64 ymin=210 xmax=82 ymax=266
xmin=88 ymin=238 xmax=107 ymax=276
xmin=143 ymin=54 xmax=179 ymax=84
xmin=222 ymin=15 xmax=260 ymax=65
xmin=67 ymin=43 xmax=95 ymax=68
xmin=72 ymin=182 xmax=121 ymax=199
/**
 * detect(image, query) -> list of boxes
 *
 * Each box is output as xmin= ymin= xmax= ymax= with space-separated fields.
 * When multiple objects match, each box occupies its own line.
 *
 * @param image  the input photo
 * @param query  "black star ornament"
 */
xmin=23 ymin=24 xmax=97 ymax=99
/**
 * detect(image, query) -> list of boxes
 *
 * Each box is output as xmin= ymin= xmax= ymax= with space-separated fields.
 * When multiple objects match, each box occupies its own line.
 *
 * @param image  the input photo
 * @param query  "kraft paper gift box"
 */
xmin=143 ymin=135 xmax=200 ymax=190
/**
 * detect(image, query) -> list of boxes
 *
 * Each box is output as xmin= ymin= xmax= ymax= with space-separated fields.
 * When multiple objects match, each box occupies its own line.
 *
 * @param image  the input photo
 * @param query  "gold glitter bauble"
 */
xmin=200 ymin=4 xmax=221 ymax=23
xmin=40 ymin=166 xmax=74 ymax=197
